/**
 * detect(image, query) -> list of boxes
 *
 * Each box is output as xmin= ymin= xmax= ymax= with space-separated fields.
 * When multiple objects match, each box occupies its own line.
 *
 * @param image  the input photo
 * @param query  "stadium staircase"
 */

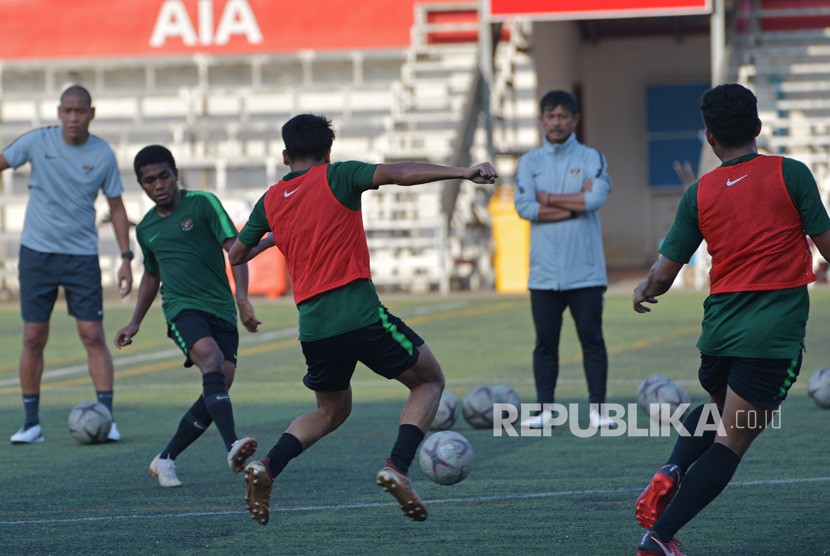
xmin=734 ymin=0 xmax=830 ymax=281
xmin=368 ymin=1 xmax=537 ymax=293
xmin=0 ymin=49 xmax=405 ymax=296
xmin=0 ymin=2 xmax=538 ymax=297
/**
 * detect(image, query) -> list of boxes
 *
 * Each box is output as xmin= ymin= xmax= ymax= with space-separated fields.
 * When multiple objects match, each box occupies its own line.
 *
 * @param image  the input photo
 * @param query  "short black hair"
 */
xmin=60 ymin=84 xmax=92 ymax=107
xmin=540 ymin=90 xmax=579 ymax=114
xmin=281 ymin=114 xmax=335 ymax=162
xmin=700 ymin=84 xmax=759 ymax=148
xmin=134 ymin=144 xmax=177 ymax=181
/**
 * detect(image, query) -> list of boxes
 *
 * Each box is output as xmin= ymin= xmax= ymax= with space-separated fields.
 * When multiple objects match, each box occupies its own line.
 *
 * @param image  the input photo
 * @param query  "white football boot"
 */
xmin=149 ymin=454 xmax=183 ymax=488
xmin=520 ymin=410 xmax=554 ymax=430
xmin=10 ymin=424 xmax=44 ymax=444
xmin=590 ymin=407 xmax=618 ymax=429
xmin=107 ymin=422 xmax=121 ymax=442
xmin=228 ymin=437 xmax=257 ymax=473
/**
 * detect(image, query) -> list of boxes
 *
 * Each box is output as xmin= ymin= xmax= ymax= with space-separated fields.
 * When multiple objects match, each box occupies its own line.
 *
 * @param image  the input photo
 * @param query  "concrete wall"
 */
xmin=531 ymin=21 xmax=711 ymax=268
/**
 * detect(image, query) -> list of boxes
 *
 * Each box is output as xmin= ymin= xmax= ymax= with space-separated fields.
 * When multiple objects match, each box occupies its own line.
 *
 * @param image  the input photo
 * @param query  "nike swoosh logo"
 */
xmin=648 ymin=535 xmax=669 ymax=553
xmin=284 ymin=186 xmax=302 ymax=197
xmin=726 ymin=174 xmax=748 ymax=186
xmin=216 ymin=395 xmax=230 ymax=401
xmin=148 ymin=232 xmax=161 ymax=243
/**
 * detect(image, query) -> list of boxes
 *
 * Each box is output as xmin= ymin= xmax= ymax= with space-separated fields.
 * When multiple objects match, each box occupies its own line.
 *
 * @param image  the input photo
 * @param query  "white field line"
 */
xmin=0 ymin=328 xmax=297 ymax=388
xmin=0 ymin=301 xmax=474 ymax=388
xmin=0 ymin=476 xmax=828 ymax=526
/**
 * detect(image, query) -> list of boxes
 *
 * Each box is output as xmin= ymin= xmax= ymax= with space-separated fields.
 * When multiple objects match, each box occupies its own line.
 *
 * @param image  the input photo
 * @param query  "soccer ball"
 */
xmin=652 ymin=379 xmax=690 ymax=410
xmin=807 ymin=368 xmax=830 ymax=409
xmin=636 ymin=374 xmax=673 ymax=411
xmin=430 ymin=389 xmax=459 ymax=431
xmin=490 ymin=384 xmax=521 ymax=423
xmin=418 ymin=430 xmax=474 ymax=485
xmin=636 ymin=375 xmax=690 ymax=422
xmin=67 ymin=401 xmax=112 ymax=445
xmin=491 ymin=384 xmax=521 ymax=408
xmin=462 ymin=385 xmax=495 ymax=429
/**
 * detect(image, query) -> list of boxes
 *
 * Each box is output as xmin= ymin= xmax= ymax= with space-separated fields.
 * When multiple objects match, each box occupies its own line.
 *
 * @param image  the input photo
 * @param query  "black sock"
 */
xmin=265 ymin=433 xmax=304 ymax=479
xmin=160 ymin=396 xmax=213 ymax=460
xmin=96 ymin=390 xmax=114 ymax=418
xmin=666 ymin=404 xmax=718 ymax=474
xmin=202 ymin=372 xmax=236 ymax=451
xmin=389 ymin=424 xmax=425 ymax=474
xmin=22 ymin=394 xmax=40 ymax=428
xmin=654 ymin=443 xmax=741 ymax=541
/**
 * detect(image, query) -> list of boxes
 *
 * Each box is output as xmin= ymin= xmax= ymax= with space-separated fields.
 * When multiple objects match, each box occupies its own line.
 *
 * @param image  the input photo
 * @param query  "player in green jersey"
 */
xmin=228 ymin=113 xmax=497 ymax=525
xmin=632 ymin=84 xmax=830 ymax=556
xmin=115 ymin=145 xmax=270 ymax=487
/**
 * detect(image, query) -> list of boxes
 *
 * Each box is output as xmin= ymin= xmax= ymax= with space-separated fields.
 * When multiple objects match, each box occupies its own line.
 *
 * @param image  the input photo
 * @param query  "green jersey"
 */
xmin=660 ymin=154 xmax=830 ymax=358
xmin=137 ymin=190 xmax=239 ymax=325
xmin=238 ymin=161 xmax=379 ymax=341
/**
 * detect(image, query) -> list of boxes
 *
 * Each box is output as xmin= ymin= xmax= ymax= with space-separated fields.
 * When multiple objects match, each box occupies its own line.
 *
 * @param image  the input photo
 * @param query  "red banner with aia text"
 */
xmin=0 ymin=0 xmax=460 ymax=60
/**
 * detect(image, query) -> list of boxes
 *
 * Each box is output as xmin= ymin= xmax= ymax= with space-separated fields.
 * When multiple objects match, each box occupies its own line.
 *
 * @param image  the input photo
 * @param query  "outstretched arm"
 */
xmin=114 ymin=270 xmax=160 ymax=348
xmin=372 ymin=162 xmax=498 ymax=187
xmin=633 ymin=255 xmax=685 ymax=313
xmin=223 ymin=238 xmax=261 ymax=332
xmin=228 ymin=233 xmax=274 ymax=266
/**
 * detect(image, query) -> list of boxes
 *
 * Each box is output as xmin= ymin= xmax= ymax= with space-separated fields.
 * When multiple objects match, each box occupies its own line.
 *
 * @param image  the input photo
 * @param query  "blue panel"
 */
xmin=648 ymin=138 xmax=702 ymax=188
xmin=646 ymin=83 xmax=710 ymax=133
xmin=647 ymin=83 xmax=709 ymax=189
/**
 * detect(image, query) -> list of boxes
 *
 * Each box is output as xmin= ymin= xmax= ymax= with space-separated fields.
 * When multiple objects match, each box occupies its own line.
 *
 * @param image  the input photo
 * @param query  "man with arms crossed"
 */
xmin=514 ymin=90 xmax=614 ymax=430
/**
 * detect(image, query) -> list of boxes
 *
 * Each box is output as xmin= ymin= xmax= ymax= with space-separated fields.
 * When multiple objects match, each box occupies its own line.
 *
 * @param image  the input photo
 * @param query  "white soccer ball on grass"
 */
xmin=67 ymin=401 xmax=112 ymax=445
xmin=430 ymin=389 xmax=459 ymax=431
xmin=636 ymin=374 xmax=690 ymax=423
xmin=461 ymin=385 xmax=495 ymax=429
xmin=491 ymin=384 xmax=521 ymax=408
xmin=418 ymin=430 xmax=474 ymax=485
xmin=807 ymin=368 xmax=830 ymax=409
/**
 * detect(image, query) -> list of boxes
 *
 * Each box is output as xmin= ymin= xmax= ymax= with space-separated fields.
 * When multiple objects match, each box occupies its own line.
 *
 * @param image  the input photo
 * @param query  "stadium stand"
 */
xmin=371 ymin=3 xmax=537 ymax=292
xmin=0 ymin=0 xmax=537 ymax=297
xmin=736 ymin=0 xmax=830 ymax=282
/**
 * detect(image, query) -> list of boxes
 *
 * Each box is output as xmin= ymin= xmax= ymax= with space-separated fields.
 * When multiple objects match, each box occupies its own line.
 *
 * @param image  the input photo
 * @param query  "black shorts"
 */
xmin=18 ymin=245 xmax=103 ymax=322
xmin=698 ymin=353 xmax=802 ymax=409
xmin=300 ymin=309 xmax=424 ymax=392
xmin=167 ymin=309 xmax=239 ymax=368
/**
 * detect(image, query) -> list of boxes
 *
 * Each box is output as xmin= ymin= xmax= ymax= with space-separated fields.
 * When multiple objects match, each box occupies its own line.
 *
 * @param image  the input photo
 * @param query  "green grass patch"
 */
xmin=0 ymin=290 xmax=828 ymax=554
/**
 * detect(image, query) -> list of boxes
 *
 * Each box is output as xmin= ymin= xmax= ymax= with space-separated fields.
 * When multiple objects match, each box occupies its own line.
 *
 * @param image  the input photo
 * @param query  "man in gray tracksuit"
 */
xmin=514 ymin=89 xmax=613 ymax=430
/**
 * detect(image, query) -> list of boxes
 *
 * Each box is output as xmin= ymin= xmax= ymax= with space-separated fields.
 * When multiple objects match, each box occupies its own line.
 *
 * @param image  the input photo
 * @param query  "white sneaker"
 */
xmin=149 ymin=454 xmax=183 ymax=488
xmin=107 ymin=422 xmax=121 ymax=442
xmin=521 ymin=410 xmax=554 ymax=430
xmin=10 ymin=424 xmax=44 ymax=444
xmin=590 ymin=408 xmax=618 ymax=429
xmin=228 ymin=437 xmax=257 ymax=473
